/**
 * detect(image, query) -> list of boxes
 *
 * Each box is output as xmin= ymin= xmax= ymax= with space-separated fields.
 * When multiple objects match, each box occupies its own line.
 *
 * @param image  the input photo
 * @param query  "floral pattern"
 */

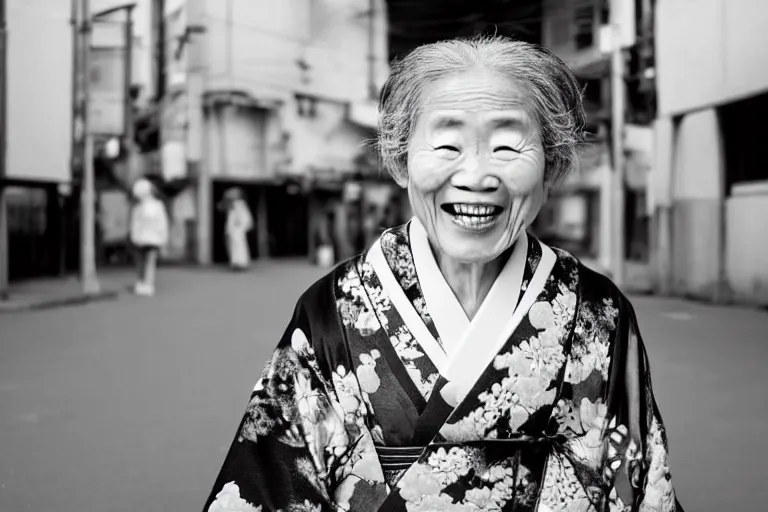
xmin=204 ymin=225 xmax=681 ymax=512
xmin=208 ymin=482 xmax=262 ymax=512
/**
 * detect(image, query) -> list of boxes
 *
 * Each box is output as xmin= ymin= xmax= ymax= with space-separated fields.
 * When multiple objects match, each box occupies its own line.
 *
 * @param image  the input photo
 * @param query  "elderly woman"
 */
xmin=204 ymin=37 xmax=682 ymax=512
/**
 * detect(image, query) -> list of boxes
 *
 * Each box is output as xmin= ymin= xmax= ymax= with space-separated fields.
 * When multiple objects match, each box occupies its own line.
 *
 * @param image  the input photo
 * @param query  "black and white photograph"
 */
xmin=0 ymin=1 xmax=766 ymax=511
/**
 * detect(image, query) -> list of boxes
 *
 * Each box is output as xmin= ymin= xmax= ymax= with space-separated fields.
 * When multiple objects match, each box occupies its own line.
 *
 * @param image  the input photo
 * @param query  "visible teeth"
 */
xmin=452 ymin=204 xmax=495 ymax=216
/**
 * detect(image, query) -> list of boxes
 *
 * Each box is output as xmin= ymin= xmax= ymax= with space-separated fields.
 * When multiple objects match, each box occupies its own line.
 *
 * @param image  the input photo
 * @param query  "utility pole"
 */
xmin=183 ymin=4 xmax=209 ymax=265
xmin=610 ymin=0 xmax=626 ymax=288
xmin=78 ymin=0 xmax=101 ymax=294
xmin=154 ymin=0 xmax=166 ymax=101
xmin=367 ymin=0 xmax=376 ymax=100
xmin=0 ymin=0 xmax=8 ymax=300
xmin=123 ymin=5 xmax=138 ymax=186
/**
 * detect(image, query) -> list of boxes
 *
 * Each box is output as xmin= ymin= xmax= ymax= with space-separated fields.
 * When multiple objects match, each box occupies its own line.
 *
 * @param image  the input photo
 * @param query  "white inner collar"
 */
xmin=409 ymin=217 xmax=529 ymax=357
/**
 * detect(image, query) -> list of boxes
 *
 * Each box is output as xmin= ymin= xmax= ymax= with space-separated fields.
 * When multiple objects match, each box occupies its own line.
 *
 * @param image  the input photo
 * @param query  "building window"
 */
xmin=720 ymin=92 xmax=768 ymax=194
xmin=548 ymin=13 xmax=570 ymax=48
xmin=296 ymin=95 xmax=318 ymax=119
xmin=574 ymin=5 xmax=595 ymax=50
xmin=600 ymin=1 xmax=610 ymax=25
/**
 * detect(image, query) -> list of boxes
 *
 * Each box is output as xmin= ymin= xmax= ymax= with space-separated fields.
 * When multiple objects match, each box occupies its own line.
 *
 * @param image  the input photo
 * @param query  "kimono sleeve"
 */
xmin=203 ymin=295 xmax=386 ymax=512
xmin=604 ymin=295 xmax=684 ymax=512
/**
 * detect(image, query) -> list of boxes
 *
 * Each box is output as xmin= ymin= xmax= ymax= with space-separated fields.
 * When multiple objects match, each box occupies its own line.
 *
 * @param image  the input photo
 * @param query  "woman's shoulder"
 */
xmin=291 ymin=256 xmax=363 ymax=334
xmin=286 ymin=258 xmax=363 ymax=374
xmin=544 ymin=241 xmax=630 ymax=311
xmin=297 ymin=257 xmax=359 ymax=302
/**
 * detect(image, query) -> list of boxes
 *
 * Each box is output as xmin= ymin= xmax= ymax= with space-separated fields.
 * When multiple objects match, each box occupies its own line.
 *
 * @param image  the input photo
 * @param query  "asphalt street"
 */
xmin=1 ymin=261 xmax=766 ymax=511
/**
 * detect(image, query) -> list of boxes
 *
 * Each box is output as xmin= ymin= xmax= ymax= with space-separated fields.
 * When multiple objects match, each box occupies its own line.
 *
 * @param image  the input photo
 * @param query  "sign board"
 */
xmin=89 ymin=44 xmax=126 ymax=135
xmin=6 ymin=0 xmax=72 ymax=182
xmin=161 ymin=142 xmax=187 ymax=181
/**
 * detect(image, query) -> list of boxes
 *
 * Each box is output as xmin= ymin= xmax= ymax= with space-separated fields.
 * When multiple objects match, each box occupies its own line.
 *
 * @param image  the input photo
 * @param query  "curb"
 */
xmin=0 ymin=289 xmax=121 ymax=314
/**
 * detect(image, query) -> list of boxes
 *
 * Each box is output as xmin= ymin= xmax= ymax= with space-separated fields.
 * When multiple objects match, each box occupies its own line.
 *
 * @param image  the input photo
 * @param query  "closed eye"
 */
xmin=436 ymin=145 xmax=460 ymax=153
xmin=494 ymin=146 xmax=520 ymax=154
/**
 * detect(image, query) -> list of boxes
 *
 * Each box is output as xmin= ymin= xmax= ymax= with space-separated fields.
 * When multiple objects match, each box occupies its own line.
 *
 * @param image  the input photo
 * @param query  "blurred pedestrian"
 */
xmin=224 ymin=188 xmax=254 ymax=271
xmin=129 ymin=178 xmax=169 ymax=297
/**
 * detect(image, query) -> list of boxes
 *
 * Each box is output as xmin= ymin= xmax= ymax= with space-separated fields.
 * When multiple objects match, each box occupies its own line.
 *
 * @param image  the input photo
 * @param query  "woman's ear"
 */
xmin=542 ymin=181 xmax=551 ymax=203
xmin=392 ymin=168 xmax=408 ymax=189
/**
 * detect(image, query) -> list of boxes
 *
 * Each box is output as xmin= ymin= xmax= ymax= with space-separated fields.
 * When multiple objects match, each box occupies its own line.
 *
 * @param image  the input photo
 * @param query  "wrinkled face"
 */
xmin=406 ymin=68 xmax=548 ymax=264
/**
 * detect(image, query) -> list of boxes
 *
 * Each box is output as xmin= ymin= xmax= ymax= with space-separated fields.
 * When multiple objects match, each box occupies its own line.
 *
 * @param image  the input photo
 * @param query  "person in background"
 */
xmin=129 ymin=178 xmax=169 ymax=297
xmin=224 ymin=188 xmax=254 ymax=271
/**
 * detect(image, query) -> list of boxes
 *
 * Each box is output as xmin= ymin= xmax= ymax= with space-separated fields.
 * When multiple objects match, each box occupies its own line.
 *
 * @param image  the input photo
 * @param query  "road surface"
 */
xmin=1 ymin=261 xmax=766 ymax=511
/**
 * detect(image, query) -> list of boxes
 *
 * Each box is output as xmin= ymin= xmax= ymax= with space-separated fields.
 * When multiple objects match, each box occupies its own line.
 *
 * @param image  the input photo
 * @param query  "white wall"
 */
xmin=282 ymin=98 xmax=369 ymax=174
xmin=725 ymin=184 xmax=768 ymax=304
xmin=656 ymin=0 xmax=768 ymax=115
xmin=201 ymin=0 xmax=388 ymax=104
xmin=672 ymin=110 xmax=723 ymax=201
xmin=91 ymin=0 xmax=153 ymax=99
xmin=669 ymin=109 xmax=724 ymax=299
xmin=205 ymin=106 xmax=277 ymax=180
xmin=6 ymin=0 xmax=72 ymax=182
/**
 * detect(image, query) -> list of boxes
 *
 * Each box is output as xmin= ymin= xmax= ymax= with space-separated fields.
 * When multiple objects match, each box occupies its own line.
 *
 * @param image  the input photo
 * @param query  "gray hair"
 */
xmin=378 ymin=35 xmax=587 ymax=185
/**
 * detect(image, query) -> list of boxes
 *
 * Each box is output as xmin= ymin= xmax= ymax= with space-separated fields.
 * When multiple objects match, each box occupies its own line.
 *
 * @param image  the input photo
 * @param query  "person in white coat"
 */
xmin=224 ymin=188 xmax=253 ymax=270
xmin=129 ymin=178 xmax=169 ymax=296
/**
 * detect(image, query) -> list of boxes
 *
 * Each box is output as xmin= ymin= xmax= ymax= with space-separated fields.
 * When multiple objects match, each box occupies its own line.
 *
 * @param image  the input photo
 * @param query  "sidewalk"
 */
xmin=0 ymin=260 xmax=317 ymax=314
xmin=0 ymin=269 xmax=136 ymax=314
xmin=0 ymin=257 xmax=652 ymax=314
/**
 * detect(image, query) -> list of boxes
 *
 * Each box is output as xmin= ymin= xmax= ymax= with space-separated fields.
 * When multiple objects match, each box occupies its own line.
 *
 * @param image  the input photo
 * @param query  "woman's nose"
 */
xmin=449 ymin=159 xmax=501 ymax=192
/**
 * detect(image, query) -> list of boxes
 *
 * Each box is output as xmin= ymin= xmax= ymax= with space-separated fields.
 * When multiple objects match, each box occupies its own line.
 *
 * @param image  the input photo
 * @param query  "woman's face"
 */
xmin=406 ymin=69 xmax=547 ymax=264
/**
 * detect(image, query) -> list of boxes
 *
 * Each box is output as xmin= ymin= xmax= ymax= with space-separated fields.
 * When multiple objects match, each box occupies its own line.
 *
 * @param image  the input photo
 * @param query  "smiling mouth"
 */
xmin=441 ymin=203 xmax=503 ymax=232
xmin=441 ymin=204 xmax=502 ymax=216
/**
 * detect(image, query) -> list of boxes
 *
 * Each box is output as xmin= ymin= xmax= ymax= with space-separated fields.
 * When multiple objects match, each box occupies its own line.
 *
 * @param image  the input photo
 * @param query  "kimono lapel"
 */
xmin=408 ymin=219 xmax=469 ymax=354
xmin=443 ymin=241 xmax=557 ymax=401
xmin=367 ymin=238 xmax=449 ymax=374
xmin=379 ymin=225 xmax=444 ymax=346
xmin=406 ymin=216 xmax=557 ymax=404
xmin=368 ymin=219 xmax=555 ymax=401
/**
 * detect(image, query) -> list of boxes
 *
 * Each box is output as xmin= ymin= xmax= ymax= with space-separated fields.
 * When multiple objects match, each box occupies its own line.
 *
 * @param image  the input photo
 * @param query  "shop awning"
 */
xmin=203 ymin=90 xmax=283 ymax=110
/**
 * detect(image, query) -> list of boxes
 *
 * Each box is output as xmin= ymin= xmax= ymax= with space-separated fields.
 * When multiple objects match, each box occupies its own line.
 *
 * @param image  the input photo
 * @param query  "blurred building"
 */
xmin=539 ymin=0 xmax=656 ymax=269
xmin=153 ymin=0 xmax=392 ymax=265
xmin=652 ymin=0 xmax=768 ymax=305
xmin=2 ymin=0 xmax=74 ymax=281
xmin=90 ymin=0 xmax=161 ymax=267
xmin=1 ymin=0 xmax=168 ymax=280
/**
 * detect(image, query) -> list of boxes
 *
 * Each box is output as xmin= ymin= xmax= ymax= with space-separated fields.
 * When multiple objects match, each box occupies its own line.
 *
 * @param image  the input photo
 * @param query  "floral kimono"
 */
xmin=204 ymin=219 xmax=682 ymax=512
